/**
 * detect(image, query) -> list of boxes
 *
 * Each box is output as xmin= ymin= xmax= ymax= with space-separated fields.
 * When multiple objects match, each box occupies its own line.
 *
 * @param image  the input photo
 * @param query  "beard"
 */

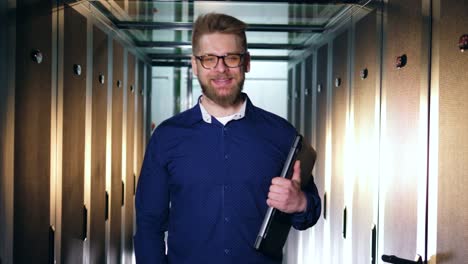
xmin=199 ymin=74 xmax=245 ymax=107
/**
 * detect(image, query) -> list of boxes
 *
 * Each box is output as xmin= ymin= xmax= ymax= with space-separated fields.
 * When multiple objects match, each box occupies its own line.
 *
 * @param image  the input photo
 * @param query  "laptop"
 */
xmin=254 ymin=134 xmax=316 ymax=259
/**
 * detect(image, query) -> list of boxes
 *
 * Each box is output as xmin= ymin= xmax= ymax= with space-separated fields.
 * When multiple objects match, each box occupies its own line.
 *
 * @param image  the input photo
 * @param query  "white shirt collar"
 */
xmin=199 ymin=97 xmax=246 ymax=125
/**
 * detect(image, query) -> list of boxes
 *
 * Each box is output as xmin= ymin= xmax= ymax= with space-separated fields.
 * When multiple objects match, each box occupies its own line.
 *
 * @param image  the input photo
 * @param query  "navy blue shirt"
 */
xmin=135 ymin=95 xmax=321 ymax=264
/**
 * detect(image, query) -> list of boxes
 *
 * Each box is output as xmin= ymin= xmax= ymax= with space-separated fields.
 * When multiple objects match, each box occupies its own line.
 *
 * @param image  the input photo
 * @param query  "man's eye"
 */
xmin=226 ymin=56 xmax=239 ymax=62
xmin=203 ymin=57 xmax=216 ymax=63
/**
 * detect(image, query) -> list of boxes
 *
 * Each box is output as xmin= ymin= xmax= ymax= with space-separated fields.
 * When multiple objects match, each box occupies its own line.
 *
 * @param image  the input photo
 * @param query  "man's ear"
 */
xmin=191 ymin=55 xmax=199 ymax=77
xmin=244 ymin=52 xmax=251 ymax=73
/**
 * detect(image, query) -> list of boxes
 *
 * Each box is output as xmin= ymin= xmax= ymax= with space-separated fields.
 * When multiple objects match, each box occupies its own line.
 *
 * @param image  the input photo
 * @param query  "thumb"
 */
xmin=291 ymin=160 xmax=301 ymax=184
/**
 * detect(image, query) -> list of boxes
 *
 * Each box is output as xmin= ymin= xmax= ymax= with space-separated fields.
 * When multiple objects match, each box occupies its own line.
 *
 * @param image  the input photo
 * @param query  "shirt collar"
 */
xmin=199 ymin=94 xmax=247 ymax=124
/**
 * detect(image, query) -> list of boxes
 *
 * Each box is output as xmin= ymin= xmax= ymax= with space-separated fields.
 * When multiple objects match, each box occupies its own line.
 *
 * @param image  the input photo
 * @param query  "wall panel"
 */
xmin=89 ymin=25 xmax=108 ymax=263
xmin=13 ymin=0 xmax=52 ymax=262
xmin=330 ymin=30 xmax=349 ymax=264
xmin=60 ymin=6 xmax=87 ymax=263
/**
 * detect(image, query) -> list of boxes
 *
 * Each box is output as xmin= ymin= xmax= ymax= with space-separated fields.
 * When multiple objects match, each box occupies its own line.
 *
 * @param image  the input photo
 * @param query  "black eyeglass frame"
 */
xmin=194 ymin=53 xmax=247 ymax=69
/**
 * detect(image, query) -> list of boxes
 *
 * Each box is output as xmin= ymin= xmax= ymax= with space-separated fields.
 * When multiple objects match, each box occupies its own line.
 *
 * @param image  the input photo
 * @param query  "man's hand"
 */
xmin=266 ymin=160 xmax=307 ymax=213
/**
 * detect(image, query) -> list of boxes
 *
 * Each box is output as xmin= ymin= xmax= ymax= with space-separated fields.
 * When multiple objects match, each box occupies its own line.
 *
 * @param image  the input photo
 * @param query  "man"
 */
xmin=134 ymin=13 xmax=321 ymax=263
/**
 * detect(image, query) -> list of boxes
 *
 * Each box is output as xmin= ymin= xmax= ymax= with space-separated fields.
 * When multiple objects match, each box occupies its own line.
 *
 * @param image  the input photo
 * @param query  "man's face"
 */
xmin=192 ymin=33 xmax=250 ymax=107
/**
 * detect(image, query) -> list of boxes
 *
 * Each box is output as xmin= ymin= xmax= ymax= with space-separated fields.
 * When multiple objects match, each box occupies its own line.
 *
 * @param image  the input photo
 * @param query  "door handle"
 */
xmin=371 ymin=225 xmax=377 ymax=264
xmin=382 ymin=254 xmax=422 ymax=264
xmin=82 ymin=205 xmax=88 ymax=241
xmin=105 ymin=191 xmax=109 ymax=221
xmin=49 ymin=225 xmax=55 ymax=264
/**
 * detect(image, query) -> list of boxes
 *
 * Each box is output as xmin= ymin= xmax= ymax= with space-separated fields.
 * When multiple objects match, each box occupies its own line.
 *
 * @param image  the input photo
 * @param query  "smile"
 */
xmin=212 ymin=78 xmax=233 ymax=85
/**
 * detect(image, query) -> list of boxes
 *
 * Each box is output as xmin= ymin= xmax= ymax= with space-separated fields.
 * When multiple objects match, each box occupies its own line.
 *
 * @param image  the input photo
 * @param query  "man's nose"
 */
xmin=214 ymin=58 xmax=227 ymax=72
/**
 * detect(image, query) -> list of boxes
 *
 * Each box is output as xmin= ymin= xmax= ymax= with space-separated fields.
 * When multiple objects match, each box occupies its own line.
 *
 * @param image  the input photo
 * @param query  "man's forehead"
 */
xmin=198 ymin=33 xmax=242 ymax=48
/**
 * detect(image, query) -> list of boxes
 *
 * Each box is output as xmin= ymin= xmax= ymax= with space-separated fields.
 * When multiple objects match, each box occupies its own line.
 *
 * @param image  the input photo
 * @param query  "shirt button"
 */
xmin=224 ymin=154 xmax=229 ymax=159
xmin=224 ymin=249 xmax=230 ymax=255
xmin=224 ymin=217 xmax=230 ymax=222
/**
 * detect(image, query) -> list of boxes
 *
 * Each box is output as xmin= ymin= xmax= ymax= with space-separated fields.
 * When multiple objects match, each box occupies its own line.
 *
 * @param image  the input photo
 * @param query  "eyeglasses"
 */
xmin=195 ymin=53 xmax=246 ymax=69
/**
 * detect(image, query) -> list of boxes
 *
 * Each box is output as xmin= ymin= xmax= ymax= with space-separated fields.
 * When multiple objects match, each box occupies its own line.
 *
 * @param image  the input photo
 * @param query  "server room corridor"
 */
xmin=1 ymin=0 xmax=468 ymax=263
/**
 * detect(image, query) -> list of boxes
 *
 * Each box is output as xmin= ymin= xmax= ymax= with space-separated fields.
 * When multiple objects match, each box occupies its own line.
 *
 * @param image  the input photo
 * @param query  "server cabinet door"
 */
xmin=1 ymin=1 xmax=14 ymax=262
xmin=60 ymin=5 xmax=87 ymax=263
xmin=14 ymin=0 xmax=52 ymax=263
xmin=303 ymin=54 xmax=314 ymax=142
xmin=136 ymin=60 xmax=145 ymax=176
xmin=433 ymin=0 xmax=468 ymax=263
xmin=109 ymin=39 xmax=124 ymax=264
xmin=294 ymin=63 xmax=302 ymax=131
xmin=330 ymin=29 xmax=350 ymax=264
xmin=145 ymin=64 xmax=152 ymax=142
xmin=123 ymin=52 xmax=136 ymax=263
xmin=379 ymin=0 xmax=429 ymax=262
xmin=287 ymin=69 xmax=293 ymax=122
xmin=351 ymin=10 xmax=380 ymax=264
xmin=312 ymin=43 xmax=328 ymax=264
xmin=89 ymin=25 xmax=108 ymax=263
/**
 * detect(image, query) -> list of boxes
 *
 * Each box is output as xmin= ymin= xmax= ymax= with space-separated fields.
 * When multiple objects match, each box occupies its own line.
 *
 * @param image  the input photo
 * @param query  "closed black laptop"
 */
xmin=254 ymin=134 xmax=317 ymax=260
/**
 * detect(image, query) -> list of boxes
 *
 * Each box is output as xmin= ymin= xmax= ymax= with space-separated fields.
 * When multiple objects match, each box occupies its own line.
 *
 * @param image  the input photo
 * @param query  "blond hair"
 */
xmin=192 ymin=13 xmax=247 ymax=54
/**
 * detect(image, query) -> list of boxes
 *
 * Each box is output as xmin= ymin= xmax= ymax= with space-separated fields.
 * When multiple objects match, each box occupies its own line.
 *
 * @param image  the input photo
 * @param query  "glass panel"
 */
xmin=96 ymin=1 xmax=346 ymax=24
xmin=83 ymin=0 xmax=374 ymax=65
